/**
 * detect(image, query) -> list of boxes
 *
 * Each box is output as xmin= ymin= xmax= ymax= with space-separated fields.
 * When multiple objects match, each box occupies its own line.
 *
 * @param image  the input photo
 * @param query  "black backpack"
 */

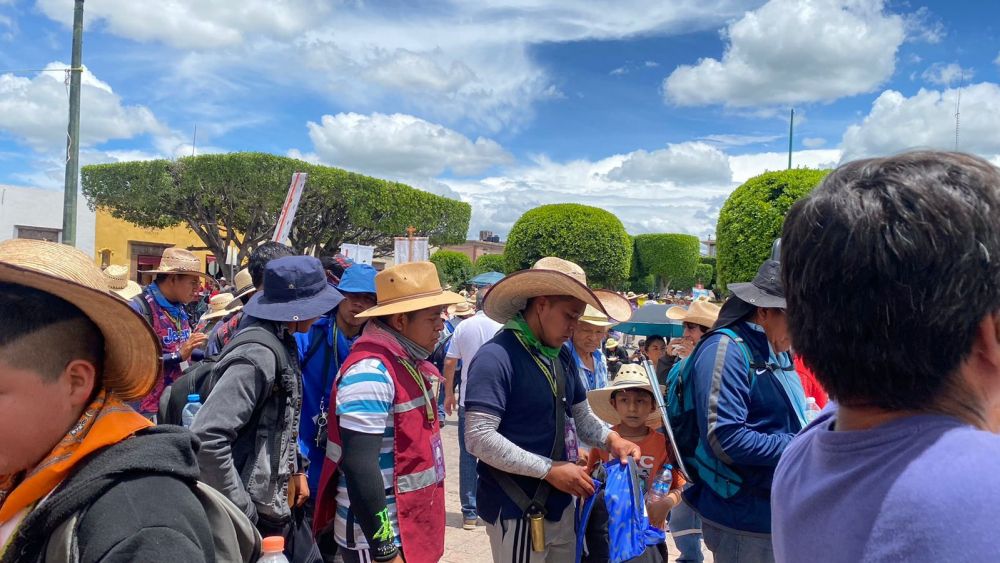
xmin=158 ymin=327 xmax=292 ymax=426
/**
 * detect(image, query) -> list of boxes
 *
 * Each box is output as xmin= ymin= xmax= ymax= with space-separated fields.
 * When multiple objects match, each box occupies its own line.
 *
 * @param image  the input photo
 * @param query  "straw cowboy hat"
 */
xmin=605 ymin=337 xmax=620 ymax=350
xmin=587 ymin=363 xmax=665 ymax=425
xmin=666 ymin=298 xmax=721 ymax=329
xmin=356 ymin=261 xmax=466 ymax=318
xmin=102 ymin=264 xmax=143 ymax=300
xmin=483 ymin=257 xmax=633 ymax=325
xmin=579 ymin=304 xmax=614 ymax=327
xmin=448 ymin=300 xmax=476 ymax=317
xmin=625 ymin=291 xmax=639 ymax=300
xmin=139 ymin=247 xmax=212 ymax=279
xmin=228 ymin=267 xmax=255 ymax=309
xmin=202 ymin=292 xmax=241 ymax=321
xmin=0 ymin=239 xmax=160 ymax=401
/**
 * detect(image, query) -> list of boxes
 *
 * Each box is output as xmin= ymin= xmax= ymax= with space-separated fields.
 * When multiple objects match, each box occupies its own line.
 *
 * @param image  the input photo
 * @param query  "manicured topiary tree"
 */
xmin=474 ymin=253 xmax=508 ymax=275
xmin=696 ymin=263 xmax=714 ymax=286
xmin=430 ymin=250 xmax=473 ymax=289
xmin=700 ymin=256 xmax=717 ymax=288
xmin=505 ymin=203 xmax=632 ymax=287
xmin=633 ymin=233 xmax=701 ymax=292
xmin=716 ymin=168 xmax=829 ymax=290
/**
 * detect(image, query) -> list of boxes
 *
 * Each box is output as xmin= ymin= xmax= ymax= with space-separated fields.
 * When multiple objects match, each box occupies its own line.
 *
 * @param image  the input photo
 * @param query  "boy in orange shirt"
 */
xmin=587 ymin=363 xmax=685 ymax=529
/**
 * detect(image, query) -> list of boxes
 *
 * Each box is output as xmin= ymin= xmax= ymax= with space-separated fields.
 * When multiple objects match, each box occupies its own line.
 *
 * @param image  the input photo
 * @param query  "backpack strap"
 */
xmin=44 ymin=512 xmax=82 ymax=563
xmin=131 ymin=294 xmax=154 ymax=327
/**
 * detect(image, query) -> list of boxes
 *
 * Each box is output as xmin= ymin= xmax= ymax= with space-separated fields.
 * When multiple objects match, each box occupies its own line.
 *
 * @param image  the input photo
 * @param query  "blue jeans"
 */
xmin=701 ymin=520 xmax=773 ymax=563
xmin=669 ymin=496 xmax=704 ymax=562
xmin=457 ymin=406 xmax=478 ymax=520
xmin=438 ymin=387 xmax=447 ymax=421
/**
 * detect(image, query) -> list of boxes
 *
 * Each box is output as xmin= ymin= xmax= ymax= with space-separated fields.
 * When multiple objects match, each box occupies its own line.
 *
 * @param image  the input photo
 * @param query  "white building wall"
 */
xmin=0 ymin=185 xmax=96 ymax=257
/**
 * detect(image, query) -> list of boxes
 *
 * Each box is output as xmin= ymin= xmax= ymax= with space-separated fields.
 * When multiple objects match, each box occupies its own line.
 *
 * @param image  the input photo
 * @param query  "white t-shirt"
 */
xmin=446 ymin=311 xmax=502 ymax=407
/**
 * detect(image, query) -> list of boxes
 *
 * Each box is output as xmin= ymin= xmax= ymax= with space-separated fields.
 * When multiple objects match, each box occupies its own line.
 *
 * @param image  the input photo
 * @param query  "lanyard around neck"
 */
xmin=513 ymin=331 xmax=556 ymax=397
xmin=398 ymin=358 xmax=436 ymax=423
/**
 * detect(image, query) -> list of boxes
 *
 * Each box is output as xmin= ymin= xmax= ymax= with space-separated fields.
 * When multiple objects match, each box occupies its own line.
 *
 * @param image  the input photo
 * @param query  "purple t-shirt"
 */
xmin=772 ymin=406 xmax=1000 ymax=562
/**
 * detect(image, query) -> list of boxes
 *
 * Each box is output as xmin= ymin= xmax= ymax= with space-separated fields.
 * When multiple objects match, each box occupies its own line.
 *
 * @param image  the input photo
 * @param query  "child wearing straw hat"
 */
xmin=586 ymin=363 xmax=686 ymax=531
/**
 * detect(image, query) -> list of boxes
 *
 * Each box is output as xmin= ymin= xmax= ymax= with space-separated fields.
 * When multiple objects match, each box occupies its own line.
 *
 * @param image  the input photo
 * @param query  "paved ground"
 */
xmin=438 ymin=414 xmax=714 ymax=563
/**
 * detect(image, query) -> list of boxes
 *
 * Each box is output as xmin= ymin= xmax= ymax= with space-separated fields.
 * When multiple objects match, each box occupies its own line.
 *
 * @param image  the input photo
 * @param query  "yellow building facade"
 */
xmin=93 ymin=210 xmax=218 ymax=284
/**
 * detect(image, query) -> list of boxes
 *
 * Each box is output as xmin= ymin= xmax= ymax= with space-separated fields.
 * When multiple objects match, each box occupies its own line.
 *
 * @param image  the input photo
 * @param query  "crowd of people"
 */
xmin=3 ymin=150 xmax=1000 ymax=563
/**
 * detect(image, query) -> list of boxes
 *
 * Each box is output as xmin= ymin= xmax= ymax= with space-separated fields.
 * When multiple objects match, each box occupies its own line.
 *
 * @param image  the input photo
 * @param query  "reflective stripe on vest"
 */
xmin=394 ymin=396 xmax=427 ymax=414
xmin=397 ymin=466 xmax=439 ymax=493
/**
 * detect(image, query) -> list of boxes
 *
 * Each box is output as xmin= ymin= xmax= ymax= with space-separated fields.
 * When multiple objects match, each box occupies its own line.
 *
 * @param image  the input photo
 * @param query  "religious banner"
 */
xmin=394 ymin=236 xmax=429 ymax=263
xmin=339 ymin=243 xmax=375 ymax=265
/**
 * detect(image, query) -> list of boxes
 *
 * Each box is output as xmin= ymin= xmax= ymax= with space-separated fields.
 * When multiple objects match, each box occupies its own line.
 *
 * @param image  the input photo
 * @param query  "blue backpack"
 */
xmin=665 ymin=327 xmax=760 ymax=499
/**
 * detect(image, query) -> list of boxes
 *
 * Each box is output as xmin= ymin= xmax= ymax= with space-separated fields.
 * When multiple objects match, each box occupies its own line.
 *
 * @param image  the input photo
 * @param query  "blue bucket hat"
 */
xmin=336 ymin=263 xmax=377 ymax=295
xmin=244 ymin=255 xmax=344 ymax=322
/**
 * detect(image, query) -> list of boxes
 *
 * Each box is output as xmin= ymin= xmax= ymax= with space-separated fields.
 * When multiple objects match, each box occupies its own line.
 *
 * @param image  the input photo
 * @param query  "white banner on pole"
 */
xmin=339 ymin=243 xmax=375 ymax=265
xmin=394 ymin=237 xmax=429 ymax=263
xmin=272 ymin=172 xmax=308 ymax=244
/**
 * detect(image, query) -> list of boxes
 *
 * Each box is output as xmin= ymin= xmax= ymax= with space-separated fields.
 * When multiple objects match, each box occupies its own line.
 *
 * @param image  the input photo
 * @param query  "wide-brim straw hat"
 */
xmin=102 ymin=264 xmax=143 ymax=300
xmin=0 ymin=239 xmax=160 ymax=401
xmin=587 ymin=363 xmax=665 ymax=425
xmin=666 ymin=299 xmax=721 ymax=329
xmin=202 ymin=292 xmax=241 ymax=321
xmin=138 ymin=247 xmax=213 ymax=280
xmin=229 ymin=267 xmax=255 ymax=309
xmin=448 ymin=300 xmax=476 ymax=317
xmin=356 ymin=261 xmax=466 ymax=318
xmin=483 ymin=256 xmax=633 ymax=325
xmin=579 ymin=304 xmax=614 ymax=327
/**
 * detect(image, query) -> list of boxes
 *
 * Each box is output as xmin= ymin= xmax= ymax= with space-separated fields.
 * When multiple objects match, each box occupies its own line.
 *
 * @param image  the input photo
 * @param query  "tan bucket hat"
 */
xmin=448 ymin=300 xmax=476 ymax=317
xmin=483 ymin=256 xmax=633 ymax=325
xmin=138 ymin=247 xmax=212 ymax=279
xmin=587 ymin=363 xmax=665 ymax=426
xmin=102 ymin=264 xmax=143 ymax=300
xmin=0 ymin=239 xmax=161 ymax=401
xmin=228 ymin=267 xmax=255 ymax=309
xmin=356 ymin=261 xmax=466 ymax=318
xmin=202 ymin=292 xmax=241 ymax=321
xmin=666 ymin=298 xmax=721 ymax=329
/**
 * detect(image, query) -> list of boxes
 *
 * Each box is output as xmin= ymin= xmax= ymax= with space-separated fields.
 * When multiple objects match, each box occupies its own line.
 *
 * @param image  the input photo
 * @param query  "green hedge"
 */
xmin=430 ymin=250 xmax=473 ymax=289
xmin=474 ymin=253 xmax=508 ymax=275
xmin=695 ymin=263 xmax=714 ymax=286
xmin=504 ymin=203 xmax=632 ymax=287
xmin=633 ymin=233 xmax=701 ymax=291
xmin=716 ymin=168 xmax=829 ymax=290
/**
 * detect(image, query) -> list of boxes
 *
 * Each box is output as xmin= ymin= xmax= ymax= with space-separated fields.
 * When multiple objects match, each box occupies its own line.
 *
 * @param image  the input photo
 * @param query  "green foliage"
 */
xmin=633 ymin=233 xmax=700 ymax=291
xmin=629 ymin=274 xmax=656 ymax=295
xmin=695 ymin=263 xmax=714 ymax=286
xmin=473 ymin=253 xmax=508 ymax=275
xmin=716 ymin=168 xmax=829 ymax=290
xmin=700 ymin=256 xmax=717 ymax=287
xmin=82 ymin=152 xmax=470 ymax=269
xmin=430 ymin=250 xmax=473 ymax=289
xmin=504 ymin=204 xmax=632 ymax=287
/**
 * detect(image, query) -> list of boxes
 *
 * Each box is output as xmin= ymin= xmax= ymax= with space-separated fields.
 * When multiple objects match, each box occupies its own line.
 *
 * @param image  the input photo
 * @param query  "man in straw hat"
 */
xmin=192 ymin=255 xmax=342 ymax=554
xmin=443 ymin=290 xmax=502 ymax=531
xmin=295 ymin=263 xmax=378 ymax=500
xmin=463 ymin=256 xmax=641 ymax=562
xmin=130 ymin=246 xmax=214 ymax=419
xmin=0 ymin=239 xmax=214 ymax=560
xmin=682 ymin=259 xmax=804 ymax=563
xmin=570 ymin=305 xmax=614 ymax=393
xmin=313 ymin=261 xmax=465 ymax=563
xmin=197 ymin=292 xmax=241 ymax=335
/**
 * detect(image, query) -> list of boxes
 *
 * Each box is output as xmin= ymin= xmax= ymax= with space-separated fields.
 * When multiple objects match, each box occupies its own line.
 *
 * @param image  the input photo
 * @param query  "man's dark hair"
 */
xmin=0 ymin=282 xmax=104 ymax=380
xmin=644 ymin=335 xmax=666 ymax=350
xmin=249 ymin=242 xmax=296 ymax=288
xmin=782 ymin=151 xmax=1000 ymax=410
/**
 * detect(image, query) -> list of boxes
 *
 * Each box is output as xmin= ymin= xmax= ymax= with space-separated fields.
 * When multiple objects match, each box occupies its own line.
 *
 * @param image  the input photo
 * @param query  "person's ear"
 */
xmin=390 ymin=313 xmax=406 ymax=332
xmin=62 ymin=359 xmax=98 ymax=408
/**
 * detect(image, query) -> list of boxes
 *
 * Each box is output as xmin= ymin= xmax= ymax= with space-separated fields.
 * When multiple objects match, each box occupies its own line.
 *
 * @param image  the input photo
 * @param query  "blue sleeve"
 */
xmin=294 ymin=330 xmax=311 ymax=364
xmin=693 ymin=335 xmax=793 ymax=467
xmin=463 ymin=343 xmax=511 ymax=418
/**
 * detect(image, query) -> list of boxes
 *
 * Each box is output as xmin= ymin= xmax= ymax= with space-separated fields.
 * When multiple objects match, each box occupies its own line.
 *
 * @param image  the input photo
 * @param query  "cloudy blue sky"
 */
xmin=1 ymin=0 xmax=998 ymax=239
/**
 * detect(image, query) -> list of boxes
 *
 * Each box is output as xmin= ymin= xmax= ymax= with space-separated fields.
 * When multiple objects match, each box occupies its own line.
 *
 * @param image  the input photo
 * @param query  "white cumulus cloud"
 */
xmin=921 ymin=63 xmax=972 ymax=86
xmin=663 ymin=0 xmax=906 ymax=107
xmin=302 ymin=112 xmax=513 ymax=179
xmin=840 ymin=83 xmax=1000 ymax=163
xmin=606 ymin=142 xmax=733 ymax=185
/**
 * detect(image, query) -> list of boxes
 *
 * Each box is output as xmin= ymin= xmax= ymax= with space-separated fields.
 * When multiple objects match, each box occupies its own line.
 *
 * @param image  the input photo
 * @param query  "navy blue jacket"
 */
xmin=683 ymin=322 xmax=802 ymax=533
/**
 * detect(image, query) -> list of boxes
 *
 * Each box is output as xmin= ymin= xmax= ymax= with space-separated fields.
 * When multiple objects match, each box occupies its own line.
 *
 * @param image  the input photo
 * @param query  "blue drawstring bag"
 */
xmin=576 ymin=458 xmax=666 ymax=563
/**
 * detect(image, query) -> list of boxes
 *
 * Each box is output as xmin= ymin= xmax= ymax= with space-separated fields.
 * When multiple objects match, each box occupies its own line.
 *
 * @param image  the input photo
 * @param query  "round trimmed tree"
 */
xmin=633 ymin=234 xmax=701 ymax=292
xmin=474 ymin=253 xmax=508 ymax=275
xmin=716 ymin=168 xmax=830 ymax=290
xmin=429 ymin=250 xmax=473 ymax=289
xmin=505 ymin=203 xmax=632 ymax=287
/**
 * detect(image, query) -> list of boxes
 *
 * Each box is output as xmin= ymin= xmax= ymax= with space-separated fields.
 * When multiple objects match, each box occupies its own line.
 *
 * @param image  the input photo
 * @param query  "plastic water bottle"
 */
xmin=181 ymin=394 xmax=202 ymax=428
xmin=646 ymin=464 xmax=673 ymax=503
xmin=259 ymin=536 xmax=289 ymax=563
xmin=805 ymin=397 xmax=822 ymax=423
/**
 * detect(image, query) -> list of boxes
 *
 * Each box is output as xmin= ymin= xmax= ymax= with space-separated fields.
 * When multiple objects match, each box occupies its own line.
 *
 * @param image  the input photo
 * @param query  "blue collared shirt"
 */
xmin=566 ymin=339 xmax=609 ymax=392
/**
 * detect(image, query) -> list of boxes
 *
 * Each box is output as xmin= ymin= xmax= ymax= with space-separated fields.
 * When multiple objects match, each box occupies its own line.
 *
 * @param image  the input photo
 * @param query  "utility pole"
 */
xmin=62 ymin=0 xmax=84 ymax=247
xmin=787 ymin=108 xmax=794 ymax=170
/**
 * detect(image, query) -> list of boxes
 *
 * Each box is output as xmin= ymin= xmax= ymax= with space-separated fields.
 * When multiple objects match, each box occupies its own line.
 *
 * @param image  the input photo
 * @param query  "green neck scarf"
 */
xmin=505 ymin=313 xmax=561 ymax=360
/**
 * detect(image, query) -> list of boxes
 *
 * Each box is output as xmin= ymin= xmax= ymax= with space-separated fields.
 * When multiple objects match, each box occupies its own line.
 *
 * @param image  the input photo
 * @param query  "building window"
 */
xmin=16 ymin=226 xmax=61 ymax=243
xmin=100 ymin=249 xmax=112 ymax=269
